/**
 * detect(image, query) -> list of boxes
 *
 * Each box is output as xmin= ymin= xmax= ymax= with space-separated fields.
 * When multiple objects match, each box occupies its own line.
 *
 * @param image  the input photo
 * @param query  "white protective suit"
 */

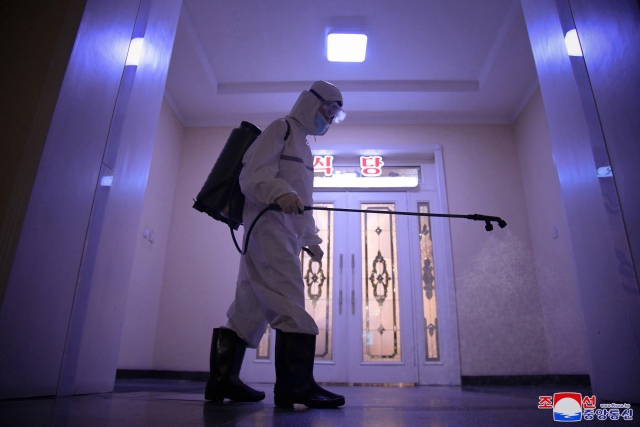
xmin=226 ymin=81 xmax=343 ymax=348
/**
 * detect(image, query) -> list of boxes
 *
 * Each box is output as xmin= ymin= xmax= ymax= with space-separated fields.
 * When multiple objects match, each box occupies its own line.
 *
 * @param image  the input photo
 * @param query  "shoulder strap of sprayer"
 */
xmin=231 ymin=118 xmax=291 ymax=255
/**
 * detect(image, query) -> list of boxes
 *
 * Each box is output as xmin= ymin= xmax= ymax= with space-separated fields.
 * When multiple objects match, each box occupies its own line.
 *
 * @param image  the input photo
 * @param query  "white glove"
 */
xmin=275 ymin=192 xmax=304 ymax=215
xmin=307 ymin=244 xmax=324 ymax=263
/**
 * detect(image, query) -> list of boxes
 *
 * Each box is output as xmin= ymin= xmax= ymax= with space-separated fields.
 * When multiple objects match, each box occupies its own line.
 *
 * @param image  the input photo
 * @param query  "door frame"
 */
xmin=241 ymin=150 xmax=461 ymax=386
xmin=313 ymin=150 xmax=461 ymax=385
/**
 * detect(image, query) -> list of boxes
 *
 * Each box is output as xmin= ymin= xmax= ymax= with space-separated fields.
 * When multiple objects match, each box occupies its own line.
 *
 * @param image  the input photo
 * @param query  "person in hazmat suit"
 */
xmin=205 ymin=81 xmax=346 ymax=408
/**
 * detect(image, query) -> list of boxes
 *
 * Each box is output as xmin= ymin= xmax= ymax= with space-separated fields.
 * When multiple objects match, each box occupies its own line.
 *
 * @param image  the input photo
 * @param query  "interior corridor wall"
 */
xmin=521 ymin=0 xmax=640 ymax=402
xmin=0 ymin=0 xmax=86 ymax=305
xmin=514 ymin=87 xmax=589 ymax=374
xmin=153 ymin=126 xmax=240 ymax=371
xmin=0 ymin=0 xmax=181 ymax=398
xmin=56 ymin=0 xmax=181 ymax=395
xmin=118 ymin=97 xmax=184 ymax=370
xmin=151 ymin=122 xmax=548 ymax=377
xmin=0 ymin=0 xmax=141 ymax=399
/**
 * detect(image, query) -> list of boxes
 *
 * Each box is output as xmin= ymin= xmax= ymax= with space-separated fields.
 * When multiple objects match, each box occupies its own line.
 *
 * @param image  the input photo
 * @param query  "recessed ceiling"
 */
xmin=164 ymin=0 xmax=538 ymax=127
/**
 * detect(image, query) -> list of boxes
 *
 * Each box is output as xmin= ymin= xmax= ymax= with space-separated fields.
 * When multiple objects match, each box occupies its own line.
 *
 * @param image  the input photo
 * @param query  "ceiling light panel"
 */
xmin=327 ymin=33 xmax=367 ymax=62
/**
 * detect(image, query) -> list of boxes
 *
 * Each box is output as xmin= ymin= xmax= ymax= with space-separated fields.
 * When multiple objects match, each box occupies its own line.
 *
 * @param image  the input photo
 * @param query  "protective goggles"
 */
xmin=310 ymin=89 xmax=346 ymax=124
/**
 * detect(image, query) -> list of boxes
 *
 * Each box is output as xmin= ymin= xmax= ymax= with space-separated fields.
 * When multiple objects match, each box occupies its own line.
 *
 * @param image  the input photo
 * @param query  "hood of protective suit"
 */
xmin=288 ymin=81 xmax=343 ymax=135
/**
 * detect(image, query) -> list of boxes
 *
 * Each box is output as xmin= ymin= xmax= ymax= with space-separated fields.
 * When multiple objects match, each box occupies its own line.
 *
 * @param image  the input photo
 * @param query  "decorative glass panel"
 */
xmin=300 ymin=203 xmax=334 ymax=361
xmin=361 ymin=203 xmax=402 ymax=362
xmin=314 ymin=166 xmax=420 ymax=179
xmin=256 ymin=325 xmax=271 ymax=360
xmin=418 ymin=203 xmax=440 ymax=361
xmin=314 ymin=166 xmax=420 ymax=188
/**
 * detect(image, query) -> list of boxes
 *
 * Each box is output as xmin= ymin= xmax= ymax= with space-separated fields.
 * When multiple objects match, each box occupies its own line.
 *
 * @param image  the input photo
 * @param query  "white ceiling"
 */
xmin=164 ymin=0 xmax=538 ymax=127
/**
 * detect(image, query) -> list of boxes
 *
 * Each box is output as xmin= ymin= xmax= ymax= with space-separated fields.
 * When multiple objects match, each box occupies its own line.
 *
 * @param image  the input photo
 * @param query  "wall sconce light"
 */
xmin=125 ymin=37 xmax=144 ymax=66
xmin=100 ymin=175 xmax=114 ymax=186
xmin=597 ymin=166 xmax=613 ymax=178
xmin=564 ymin=29 xmax=583 ymax=57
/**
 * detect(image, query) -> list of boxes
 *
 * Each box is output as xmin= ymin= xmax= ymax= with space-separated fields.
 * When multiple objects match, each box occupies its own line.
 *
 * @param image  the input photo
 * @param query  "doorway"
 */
xmin=242 ymin=182 xmax=461 ymax=385
xmin=307 ymin=191 xmax=417 ymax=384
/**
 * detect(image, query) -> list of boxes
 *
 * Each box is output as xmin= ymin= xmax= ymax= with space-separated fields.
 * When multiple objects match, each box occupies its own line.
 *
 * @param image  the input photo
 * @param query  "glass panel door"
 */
xmin=417 ymin=202 xmax=440 ymax=362
xmin=300 ymin=203 xmax=334 ymax=361
xmin=242 ymin=192 xmax=418 ymax=385
xmin=361 ymin=203 xmax=402 ymax=363
xmin=305 ymin=193 xmax=348 ymax=383
xmin=407 ymin=191 xmax=462 ymax=385
xmin=346 ymin=192 xmax=417 ymax=384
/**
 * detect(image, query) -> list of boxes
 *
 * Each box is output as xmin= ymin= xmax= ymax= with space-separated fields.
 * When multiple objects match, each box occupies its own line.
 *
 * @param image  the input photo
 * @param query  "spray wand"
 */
xmin=231 ymin=204 xmax=507 ymax=255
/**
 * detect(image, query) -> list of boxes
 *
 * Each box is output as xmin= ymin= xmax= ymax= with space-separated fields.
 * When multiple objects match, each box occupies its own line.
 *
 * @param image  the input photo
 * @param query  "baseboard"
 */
xmin=461 ymin=375 xmax=591 ymax=387
xmin=116 ymin=369 xmax=209 ymax=382
xmin=116 ymin=370 xmax=591 ymax=388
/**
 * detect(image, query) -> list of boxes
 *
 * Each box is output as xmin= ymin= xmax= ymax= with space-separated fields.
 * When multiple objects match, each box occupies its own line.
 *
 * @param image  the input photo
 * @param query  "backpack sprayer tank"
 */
xmin=193 ymin=121 xmax=262 ymax=230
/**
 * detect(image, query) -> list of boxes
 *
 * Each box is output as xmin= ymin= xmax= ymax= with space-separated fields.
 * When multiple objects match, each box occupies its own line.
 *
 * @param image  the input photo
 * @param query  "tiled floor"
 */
xmin=0 ymin=379 xmax=631 ymax=426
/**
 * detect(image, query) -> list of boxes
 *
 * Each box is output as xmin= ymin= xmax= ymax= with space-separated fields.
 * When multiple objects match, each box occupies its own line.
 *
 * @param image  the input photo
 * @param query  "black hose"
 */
xmin=230 ymin=204 xmax=507 ymax=255
xmin=230 ymin=204 xmax=273 ymax=255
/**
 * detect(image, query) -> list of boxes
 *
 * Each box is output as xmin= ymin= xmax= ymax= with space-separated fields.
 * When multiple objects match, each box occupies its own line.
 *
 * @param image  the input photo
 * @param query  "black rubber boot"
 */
xmin=274 ymin=329 xmax=345 ymax=408
xmin=204 ymin=328 xmax=265 ymax=402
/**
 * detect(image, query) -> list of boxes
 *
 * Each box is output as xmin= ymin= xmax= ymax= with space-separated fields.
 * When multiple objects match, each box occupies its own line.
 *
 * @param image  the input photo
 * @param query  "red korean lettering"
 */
xmin=360 ymin=156 xmax=384 ymax=176
xmin=314 ymin=156 xmax=334 ymax=176
xmin=582 ymin=395 xmax=596 ymax=409
xmin=538 ymin=396 xmax=553 ymax=409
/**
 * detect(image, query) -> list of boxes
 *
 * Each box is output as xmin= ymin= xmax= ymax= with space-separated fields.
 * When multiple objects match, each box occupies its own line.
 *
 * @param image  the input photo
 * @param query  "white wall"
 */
xmin=153 ymin=126 xmax=241 ymax=371
xmin=0 ymin=0 xmax=182 ymax=398
xmin=118 ymin=97 xmax=184 ymax=369
xmin=62 ymin=0 xmax=181 ymax=395
xmin=570 ymin=0 xmax=640 ymax=286
xmin=0 ymin=0 xmax=140 ymax=399
xmin=148 ymin=122 xmax=548 ymax=376
xmin=0 ymin=0 xmax=86 ymax=305
xmin=521 ymin=0 xmax=640 ymax=402
xmin=514 ymin=87 xmax=589 ymax=374
xmin=426 ymin=124 xmax=547 ymax=376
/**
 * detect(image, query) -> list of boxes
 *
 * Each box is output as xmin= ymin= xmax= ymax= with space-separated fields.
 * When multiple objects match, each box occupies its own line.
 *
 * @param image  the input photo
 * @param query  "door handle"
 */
xmin=351 ymin=254 xmax=356 ymax=315
xmin=339 ymin=254 xmax=343 ymax=314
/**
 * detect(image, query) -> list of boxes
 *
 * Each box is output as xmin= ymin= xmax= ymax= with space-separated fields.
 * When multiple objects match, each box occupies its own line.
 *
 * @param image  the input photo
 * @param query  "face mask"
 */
xmin=314 ymin=111 xmax=330 ymax=135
